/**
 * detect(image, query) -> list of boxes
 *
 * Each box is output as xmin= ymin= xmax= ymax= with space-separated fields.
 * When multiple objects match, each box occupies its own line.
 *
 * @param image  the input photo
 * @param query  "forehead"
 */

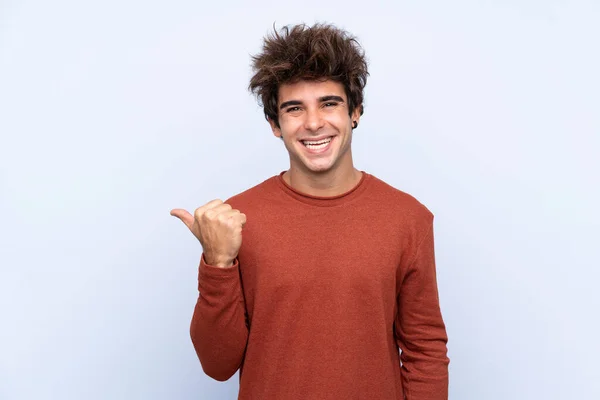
xmin=277 ymin=80 xmax=346 ymax=103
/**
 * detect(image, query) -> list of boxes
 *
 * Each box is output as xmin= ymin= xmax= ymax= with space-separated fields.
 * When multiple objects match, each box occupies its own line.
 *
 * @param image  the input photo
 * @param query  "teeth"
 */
xmin=303 ymin=137 xmax=332 ymax=146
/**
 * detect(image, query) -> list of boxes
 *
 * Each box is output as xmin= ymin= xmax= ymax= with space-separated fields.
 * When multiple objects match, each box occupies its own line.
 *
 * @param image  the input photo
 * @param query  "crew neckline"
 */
xmin=274 ymin=170 xmax=371 ymax=207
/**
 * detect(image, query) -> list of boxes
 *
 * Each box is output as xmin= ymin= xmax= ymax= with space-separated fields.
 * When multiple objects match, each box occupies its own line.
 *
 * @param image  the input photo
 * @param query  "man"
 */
xmin=171 ymin=23 xmax=449 ymax=399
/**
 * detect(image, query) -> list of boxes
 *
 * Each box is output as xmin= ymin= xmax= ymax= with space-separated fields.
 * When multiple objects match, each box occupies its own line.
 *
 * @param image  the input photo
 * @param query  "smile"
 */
xmin=300 ymin=136 xmax=334 ymax=153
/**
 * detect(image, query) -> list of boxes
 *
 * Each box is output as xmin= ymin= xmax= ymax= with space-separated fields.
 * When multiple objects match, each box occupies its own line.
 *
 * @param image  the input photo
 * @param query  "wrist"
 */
xmin=203 ymin=253 xmax=234 ymax=268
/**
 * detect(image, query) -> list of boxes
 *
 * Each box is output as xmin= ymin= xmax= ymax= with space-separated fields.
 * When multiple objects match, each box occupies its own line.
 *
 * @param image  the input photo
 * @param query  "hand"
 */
xmin=170 ymin=199 xmax=246 ymax=268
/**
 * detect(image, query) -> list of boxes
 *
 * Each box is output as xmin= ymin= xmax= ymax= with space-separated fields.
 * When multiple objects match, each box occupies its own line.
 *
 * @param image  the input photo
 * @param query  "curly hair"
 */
xmin=248 ymin=23 xmax=369 ymax=128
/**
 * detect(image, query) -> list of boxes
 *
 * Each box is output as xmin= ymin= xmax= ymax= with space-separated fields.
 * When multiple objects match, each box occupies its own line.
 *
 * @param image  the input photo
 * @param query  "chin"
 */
xmin=305 ymin=161 xmax=336 ymax=173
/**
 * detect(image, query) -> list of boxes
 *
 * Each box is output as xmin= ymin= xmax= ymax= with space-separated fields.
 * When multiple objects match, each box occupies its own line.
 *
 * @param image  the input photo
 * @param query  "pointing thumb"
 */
xmin=170 ymin=208 xmax=194 ymax=230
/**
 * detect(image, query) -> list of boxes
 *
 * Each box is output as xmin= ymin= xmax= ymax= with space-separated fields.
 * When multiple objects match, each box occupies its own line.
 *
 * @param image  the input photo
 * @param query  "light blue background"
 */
xmin=1 ymin=1 xmax=598 ymax=399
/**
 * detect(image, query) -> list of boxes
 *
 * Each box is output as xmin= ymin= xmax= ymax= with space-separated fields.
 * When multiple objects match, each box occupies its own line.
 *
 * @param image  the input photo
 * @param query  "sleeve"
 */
xmin=190 ymin=253 xmax=249 ymax=381
xmin=395 ymin=220 xmax=450 ymax=399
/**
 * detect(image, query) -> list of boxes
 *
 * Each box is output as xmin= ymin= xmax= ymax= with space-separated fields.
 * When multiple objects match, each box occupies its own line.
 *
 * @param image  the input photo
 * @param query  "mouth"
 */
xmin=300 ymin=136 xmax=334 ymax=154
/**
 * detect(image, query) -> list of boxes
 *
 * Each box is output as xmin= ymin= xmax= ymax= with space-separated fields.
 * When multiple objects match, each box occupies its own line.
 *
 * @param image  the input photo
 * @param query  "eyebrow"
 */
xmin=279 ymin=95 xmax=345 ymax=110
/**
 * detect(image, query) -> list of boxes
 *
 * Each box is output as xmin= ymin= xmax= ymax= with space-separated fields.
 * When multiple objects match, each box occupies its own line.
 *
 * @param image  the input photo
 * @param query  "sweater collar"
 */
xmin=274 ymin=170 xmax=371 ymax=207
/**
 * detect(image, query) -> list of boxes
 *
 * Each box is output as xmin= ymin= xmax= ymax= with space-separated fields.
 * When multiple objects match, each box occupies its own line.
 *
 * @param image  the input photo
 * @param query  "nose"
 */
xmin=303 ymin=108 xmax=325 ymax=132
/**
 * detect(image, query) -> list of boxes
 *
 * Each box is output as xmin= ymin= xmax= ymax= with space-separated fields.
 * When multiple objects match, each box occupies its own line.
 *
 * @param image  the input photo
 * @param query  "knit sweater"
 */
xmin=190 ymin=171 xmax=449 ymax=399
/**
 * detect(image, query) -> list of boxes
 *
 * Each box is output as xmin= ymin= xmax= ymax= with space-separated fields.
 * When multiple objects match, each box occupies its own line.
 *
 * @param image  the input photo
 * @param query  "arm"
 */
xmin=395 ymin=220 xmax=450 ymax=399
xmin=190 ymin=254 xmax=249 ymax=381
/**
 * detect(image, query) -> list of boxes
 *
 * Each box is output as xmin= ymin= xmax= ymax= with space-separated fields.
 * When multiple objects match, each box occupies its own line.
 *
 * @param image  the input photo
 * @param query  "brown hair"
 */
xmin=248 ymin=23 xmax=369 ymax=128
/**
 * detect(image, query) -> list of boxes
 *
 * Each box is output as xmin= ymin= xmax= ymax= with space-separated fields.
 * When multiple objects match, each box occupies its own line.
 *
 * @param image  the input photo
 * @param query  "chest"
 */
xmin=237 ymin=207 xmax=405 ymax=316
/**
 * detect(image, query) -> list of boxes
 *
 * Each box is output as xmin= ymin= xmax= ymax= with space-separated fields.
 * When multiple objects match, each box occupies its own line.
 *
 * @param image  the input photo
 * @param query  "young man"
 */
xmin=171 ymin=23 xmax=449 ymax=399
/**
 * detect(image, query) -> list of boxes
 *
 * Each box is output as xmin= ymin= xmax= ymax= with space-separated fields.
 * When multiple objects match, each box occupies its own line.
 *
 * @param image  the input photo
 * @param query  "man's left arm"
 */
xmin=395 ymin=218 xmax=450 ymax=399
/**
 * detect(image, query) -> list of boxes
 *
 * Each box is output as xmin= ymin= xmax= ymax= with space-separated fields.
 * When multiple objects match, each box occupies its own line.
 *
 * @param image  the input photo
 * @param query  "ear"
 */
xmin=351 ymin=105 xmax=362 ymax=127
xmin=268 ymin=117 xmax=282 ymax=138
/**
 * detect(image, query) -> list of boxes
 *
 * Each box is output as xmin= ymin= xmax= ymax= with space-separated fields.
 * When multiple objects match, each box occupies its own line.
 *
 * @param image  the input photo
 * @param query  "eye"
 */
xmin=324 ymin=102 xmax=338 ymax=108
xmin=286 ymin=106 xmax=301 ymax=113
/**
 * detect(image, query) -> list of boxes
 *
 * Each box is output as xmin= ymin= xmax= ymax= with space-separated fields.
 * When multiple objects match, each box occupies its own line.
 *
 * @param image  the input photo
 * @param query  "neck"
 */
xmin=283 ymin=162 xmax=362 ymax=197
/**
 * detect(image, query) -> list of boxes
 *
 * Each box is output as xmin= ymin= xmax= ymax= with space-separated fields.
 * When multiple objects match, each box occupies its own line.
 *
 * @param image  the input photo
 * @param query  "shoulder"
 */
xmin=223 ymin=175 xmax=278 ymax=211
xmin=365 ymin=172 xmax=434 ymax=232
xmin=367 ymin=173 xmax=433 ymax=217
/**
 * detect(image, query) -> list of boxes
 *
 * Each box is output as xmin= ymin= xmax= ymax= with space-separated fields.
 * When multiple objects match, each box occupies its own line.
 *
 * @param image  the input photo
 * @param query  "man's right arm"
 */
xmin=190 ymin=254 xmax=249 ymax=381
xmin=169 ymin=199 xmax=248 ymax=381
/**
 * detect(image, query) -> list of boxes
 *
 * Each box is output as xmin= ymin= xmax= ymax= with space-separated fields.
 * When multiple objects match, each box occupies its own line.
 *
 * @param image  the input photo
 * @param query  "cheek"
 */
xmin=330 ymin=116 xmax=351 ymax=131
xmin=328 ymin=110 xmax=351 ymax=125
xmin=279 ymin=117 xmax=303 ymax=135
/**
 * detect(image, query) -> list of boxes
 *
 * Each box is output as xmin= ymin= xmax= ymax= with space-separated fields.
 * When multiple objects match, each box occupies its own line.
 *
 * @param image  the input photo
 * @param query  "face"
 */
xmin=269 ymin=79 xmax=361 ymax=175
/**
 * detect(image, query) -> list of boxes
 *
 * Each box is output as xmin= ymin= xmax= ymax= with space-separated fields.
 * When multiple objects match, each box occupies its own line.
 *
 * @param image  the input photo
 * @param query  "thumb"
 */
xmin=170 ymin=208 xmax=194 ymax=230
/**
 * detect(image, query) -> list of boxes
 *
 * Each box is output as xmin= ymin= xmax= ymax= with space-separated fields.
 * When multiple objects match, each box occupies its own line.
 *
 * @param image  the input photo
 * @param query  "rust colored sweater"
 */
xmin=191 ymin=171 xmax=449 ymax=399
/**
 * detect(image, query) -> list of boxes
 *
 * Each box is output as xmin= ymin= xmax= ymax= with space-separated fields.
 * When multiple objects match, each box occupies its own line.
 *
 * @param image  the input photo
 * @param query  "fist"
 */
xmin=170 ymin=199 xmax=247 ymax=268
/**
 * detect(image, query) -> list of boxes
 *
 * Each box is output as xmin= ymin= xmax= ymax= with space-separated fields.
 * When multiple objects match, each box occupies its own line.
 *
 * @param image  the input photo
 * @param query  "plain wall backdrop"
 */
xmin=1 ymin=0 xmax=598 ymax=399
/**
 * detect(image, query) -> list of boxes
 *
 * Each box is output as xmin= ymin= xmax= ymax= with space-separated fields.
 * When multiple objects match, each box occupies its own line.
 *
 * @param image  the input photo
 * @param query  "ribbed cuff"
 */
xmin=199 ymin=253 xmax=239 ymax=280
